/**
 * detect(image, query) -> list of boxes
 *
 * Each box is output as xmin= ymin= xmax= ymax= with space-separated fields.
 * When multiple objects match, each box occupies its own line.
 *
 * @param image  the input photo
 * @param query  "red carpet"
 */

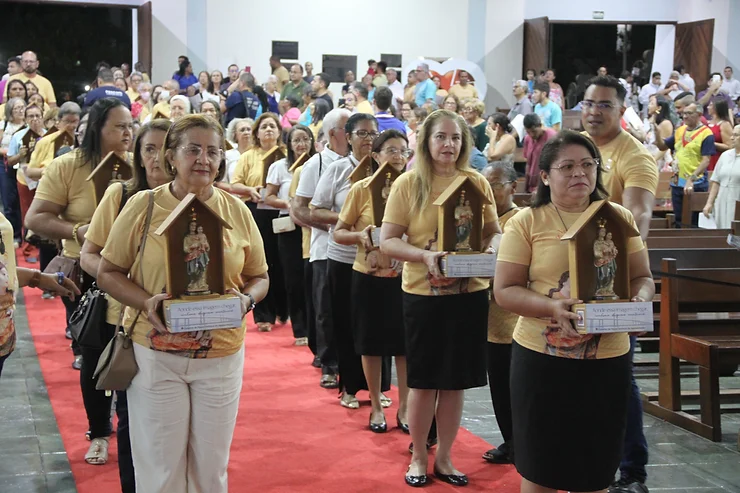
xmin=19 ymin=255 xmax=520 ymax=492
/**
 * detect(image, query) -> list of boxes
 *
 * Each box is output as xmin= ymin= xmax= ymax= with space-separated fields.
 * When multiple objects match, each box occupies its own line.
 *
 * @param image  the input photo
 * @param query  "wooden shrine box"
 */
xmin=260 ymin=146 xmax=286 ymax=187
xmin=46 ymin=125 xmax=58 ymax=135
xmin=289 ymin=152 xmax=309 ymax=173
xmin=366 ymin=161 xmax=401 ymax=246
xmin=561 ymin=200 xmax=653 ymax=334
xmin=52 ymin=130 xmax=74 ymax=156
xmin=153 ymin=193 xmax=242 ymax=333
xmin=349 ymin=155 xmax=377 ymax=185
xmin=151 ymin=109 xmax=168 ymax=120
xmin=21 ymin=128 xmax=42 ymax=164
xmin=224 ymin=140 xmax=234 ymax=151
xmin=433 ymin=175 xmax=496 ymax=278
xmin=86 ymin=151 xmax=133 ymax=204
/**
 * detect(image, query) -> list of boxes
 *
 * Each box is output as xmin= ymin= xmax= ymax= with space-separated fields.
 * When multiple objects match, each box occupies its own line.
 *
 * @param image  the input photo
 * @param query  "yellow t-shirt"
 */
xmin=27 ymin=130 xmax=59 ymax=174
xmin=497 ymin=203 xmax=643 ymax=359
xmin=33 ymin=149 xmax=96 ymax=259
xmin=101 ymin=185 xmax=268 ymax=359
xmin=339 ymin=177 xmax=403 ymax=277
xmin=448 ymin=84 xmax=479 ymax=101
xmin=383 ymin=169 xmax=498 ymax=296
xmin=10 ymin=73 xmax=56 ymax=104
xmin=488 ymin=206 xmax=521 ymax=344
xmin=0 ymin=213 xmax=19 ymax=359
xmin=289 ymin=166 xmax=311 ymax=259
xmin=85 ymin=183 xmax=127 ymax=325
xmin=273 ymin=66 xmax=290 ymax=93
xmin=231 ymin=147 xmax=269 ymax=188
xmin=138 ymin=104 xmax=151 ymax=122
xmin=584 ymin=130 xmax=659 ymax=204
xmin=356 ymin=100 xmax=374 ymax=115
xmin=150 ymin=101 xmax=171 ymax=119
xmin=404 ymin=85 xmax=416 ymax=103
xmin=126 ymin=89 xmax=140 ymax=102
xmin=309 ymin=121 xmax=323 ymax=140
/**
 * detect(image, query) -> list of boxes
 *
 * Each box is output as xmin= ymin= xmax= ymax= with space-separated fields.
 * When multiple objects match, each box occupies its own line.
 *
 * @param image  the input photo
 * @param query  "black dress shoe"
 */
xmin=65 ymin=328 xmax=73 ymax=340
xmin=405 ymin=467 xmax=429 ymax=487
xmin=311 ymin=356 xmax=321 ymax=368
xmin=369 ymin=415 xmax=388 ymax=433
xmin=72 ymin=355 xmax=83 ymax=370
xmin=434 ymin=466 xmax=468 ymax=486
xmin=396 ymin=413 xmax=409 ymax=434
xmin=482 ymin=445 xmax=513 ymax=464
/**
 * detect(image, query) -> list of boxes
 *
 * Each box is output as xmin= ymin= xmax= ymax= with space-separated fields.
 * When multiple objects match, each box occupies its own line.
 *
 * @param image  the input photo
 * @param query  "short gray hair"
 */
xmin=4 ymin=97 xmax=25 ymax=121
xmin=58 ymin=101 xmax=81 ymax=119
xmin=169 ymin=95 xmax=191 ymax=113
xmin=322 ymin=108 xmax=352 ymax=134
xmin=417 ymin=63 xmax=429 ymax=73
xmin=514 ymin=80 xmax=528 ymax=89
xmin=239 ymin=72 xmax=255 ymax=89
xmin=226 ymin=117 xmax=254 ymax=142
xmin=483 ymin=161 xmax=518 ymax=183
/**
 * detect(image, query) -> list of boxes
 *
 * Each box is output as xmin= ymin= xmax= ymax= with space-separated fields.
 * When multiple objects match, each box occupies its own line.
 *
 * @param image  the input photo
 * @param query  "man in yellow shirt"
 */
xmin=270 ymin=56 xmax=290 ymax=93
xmin=580 ymin=74 xmax=656 ymax=493
xmin=11 ymin=51 xmax=56 ymax=108
xmin=448 ymin=70 xmax=479 ymax=101
xmin=353 ymin=84 xmax=373 ymax=114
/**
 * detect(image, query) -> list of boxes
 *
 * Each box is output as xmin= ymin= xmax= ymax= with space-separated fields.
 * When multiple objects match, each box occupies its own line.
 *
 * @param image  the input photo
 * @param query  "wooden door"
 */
xmin=523 ymin=17 xmax=549 ymax=77
xmin=674 ymin=19 xmax=714 ymax=92
xmin=137 ymin=1 xmax=152 ymax=75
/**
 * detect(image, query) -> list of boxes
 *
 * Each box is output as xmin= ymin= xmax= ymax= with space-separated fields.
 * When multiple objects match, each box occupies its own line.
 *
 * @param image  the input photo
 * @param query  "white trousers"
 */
xmin=128 ymin=343 xmax=244 ymax=493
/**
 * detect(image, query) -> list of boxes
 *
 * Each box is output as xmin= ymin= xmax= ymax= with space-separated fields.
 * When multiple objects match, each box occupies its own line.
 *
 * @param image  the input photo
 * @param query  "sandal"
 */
xmin=339 ymin=392 xmax=360 ymax=409
xmin=85 ymin=437 xmax=109 ymax=465
xmin=257 ymin=322 xmax=272 ymax=332
xmin=380 ymin=393 xmax=392 ymax=408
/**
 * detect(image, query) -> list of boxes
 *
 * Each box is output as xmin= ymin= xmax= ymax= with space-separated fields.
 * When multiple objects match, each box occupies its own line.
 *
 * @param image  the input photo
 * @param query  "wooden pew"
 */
xmin=647 ymin=236 xmax=730 ymax=249
xmin=649 ymin=228 xmax=729 ymax=238
xmin=642 ymin=258 xmax=740 ymax=442
xmin=654 ymin=172 xmax=673 ymax=212
xmin=562 ymin=110 xmax=582 ymax=131
xmin=513 ymin=192 xmax=533 ymax=207
xmin=680 ymin=191 xmax=710 ymax=227
xmin=650 ymin=214 xmax=675 ymax=229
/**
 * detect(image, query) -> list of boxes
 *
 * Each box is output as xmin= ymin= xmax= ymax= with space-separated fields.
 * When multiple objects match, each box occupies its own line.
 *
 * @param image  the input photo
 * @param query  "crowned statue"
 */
xmin=381 ymin=172 xmax=392 ymax=204
xmin=593 ymin=218 xmax=618 ymax=300
xmin=183 ymin=208 xmax=211 ymax=295
xmin=454 ymin=190 xmax=474 ymax=251
xmin=110 ymin=163 xmax=125 ymax=184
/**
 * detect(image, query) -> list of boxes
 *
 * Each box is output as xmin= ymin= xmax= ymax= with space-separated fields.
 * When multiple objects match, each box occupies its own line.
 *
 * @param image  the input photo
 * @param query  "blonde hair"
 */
xmin=410 ymin=109 xmax=472 ymax=215
xmin=161 ymin=114 xmax=225 ymax=180
xmin=462 ymin=98 xmax=485 ymax=117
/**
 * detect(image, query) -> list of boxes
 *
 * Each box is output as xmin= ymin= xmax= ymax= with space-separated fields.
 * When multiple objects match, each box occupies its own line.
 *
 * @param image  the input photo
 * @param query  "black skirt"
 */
xmin=351 ymin=272 xmax=405 ymax=356
xmin=510 ymin=342 xmax=631 ymax=492
xmin=402 ymin=290 xmax=488 ymax=390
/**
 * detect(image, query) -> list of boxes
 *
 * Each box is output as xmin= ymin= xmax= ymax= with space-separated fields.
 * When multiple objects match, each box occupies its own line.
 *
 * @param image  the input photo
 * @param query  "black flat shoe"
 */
xmin=405 ymin=467 xmax=429 ymax=487
xmin=369 ymin=415 xmax=387 ymax=433
xmin=434 ymin=466 xmax=468 ymax=486
xmin=396 ymin=413 xmax=409 ymax=434
xmin=408 ymin=437 xmax=437 ymax=454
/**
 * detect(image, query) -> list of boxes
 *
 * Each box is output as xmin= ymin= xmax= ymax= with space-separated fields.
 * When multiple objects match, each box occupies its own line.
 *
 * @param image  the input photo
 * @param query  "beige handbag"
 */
xmin=94 ymin=191 xmax=155 ymax=391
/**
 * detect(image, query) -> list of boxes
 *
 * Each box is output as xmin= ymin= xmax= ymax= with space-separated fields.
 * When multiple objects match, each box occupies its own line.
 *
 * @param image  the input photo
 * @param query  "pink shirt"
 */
xmin=523 ymin=128 xmax=557 ymax=192
xmin=281 ymin=107 xmax=302 ymax=129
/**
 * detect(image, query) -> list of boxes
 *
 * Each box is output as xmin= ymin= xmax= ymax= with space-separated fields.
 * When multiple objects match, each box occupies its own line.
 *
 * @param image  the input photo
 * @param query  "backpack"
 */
xmin=240 ymin=90 xmax=261 ymax=119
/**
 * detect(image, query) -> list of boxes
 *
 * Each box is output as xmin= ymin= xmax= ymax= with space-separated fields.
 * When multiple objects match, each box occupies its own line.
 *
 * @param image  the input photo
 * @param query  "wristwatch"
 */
xmin=56 ymin=272 xmax=65 ymax=285
xmin=244 ymin=293 xmax=256 ymax=312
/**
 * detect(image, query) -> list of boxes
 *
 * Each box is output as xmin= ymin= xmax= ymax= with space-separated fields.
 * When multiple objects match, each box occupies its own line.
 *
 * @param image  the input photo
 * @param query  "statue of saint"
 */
xmin=454 ymin=190 xmax=474 ymax=251
xmin=110 ymin=164 xmax=124 ymax=184
xmin=183 ymin=217 xmax=211 ymax=295
xmin=381 ymin=173 xmax=392 ymax=204
xmin=593 ymin=219 xmax=618 ymax=299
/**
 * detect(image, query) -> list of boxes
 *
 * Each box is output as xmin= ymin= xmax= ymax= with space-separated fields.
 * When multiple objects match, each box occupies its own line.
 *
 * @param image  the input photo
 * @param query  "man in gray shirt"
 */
xmin=508 ymin=80 xmax=533 ymax=120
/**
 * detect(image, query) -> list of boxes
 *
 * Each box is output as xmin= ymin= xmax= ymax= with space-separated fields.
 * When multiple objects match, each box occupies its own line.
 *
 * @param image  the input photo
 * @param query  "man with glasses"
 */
xmin=508 ymin=80 xmax=533 ymax=121
xmin=281 ymin=64 xmax=309 ymax=105
xmin=654 ymin=101 xmax=715 ymax=228
xmin=10 ymin=51 xmax=56 ymax=108
xmin=580 ymin=75 xmax=657 ymax=493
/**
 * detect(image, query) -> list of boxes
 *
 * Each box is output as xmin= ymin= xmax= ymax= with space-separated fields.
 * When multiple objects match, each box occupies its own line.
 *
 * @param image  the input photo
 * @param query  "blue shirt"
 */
xmin=376 ymin=112 xmax=406 ymax=134
xmin=415 ymin=79 xmax=436 ymax=106
xmin=469 ymin=147 xmax=487 ymax=171
xmin=83 ymin=86 xmax=131 ymax=109
xmin=173 ymin=73 xmax=198 ymax=91
xmin=535 ymin=101 xmax=562 ymax=129
xmin=225 ymin=90 xmax=263 ymax=126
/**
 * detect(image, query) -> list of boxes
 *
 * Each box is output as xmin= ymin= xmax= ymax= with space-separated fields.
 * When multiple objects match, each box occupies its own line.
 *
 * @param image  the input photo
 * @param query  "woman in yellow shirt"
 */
xmin=381 ymin=110 xmax=501 ymax=487
xmin=97 ymin=115 xmax=269 ymax=493
xmin=334 ymin=129 xmax=411 ymax=433
xmin=230 ymin=112 xmax=288 ymax=331
xmin=494 ymin=131 xmax=654 ymax=493
xmin=79 ymin=118 xmax=171 ymax=474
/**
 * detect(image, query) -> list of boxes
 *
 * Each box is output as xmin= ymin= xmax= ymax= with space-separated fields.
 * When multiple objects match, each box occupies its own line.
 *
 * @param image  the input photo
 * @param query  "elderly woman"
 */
xmin=494 ymin=131 xmax=654 ymax=493
xmin=312 ymin=113 xmax=392 ymax=410
xmin=97 ymin=114 xmax=268 ymax=493
xmin=26 ymin=98 xmax=134 ymax=460
xmin=169 ymin=95 xmax=191 ymax=121
xmin=199 ymin=100 xmax=222 ymax=126
xmin=264 ymin=125 xmax=315 ymax=345
xmin=334 ymin=129 xmax=411 ymax=433
xmin=462 ymin=98 xmax=489 ymax=152
xmin=264 ymin=75 xmax=281 ymax=114
xmin=0 ymin=80 xmax=27 ymax=119
xmin=0 ymin=97 xmax=26 ymax=243
xmin=381 ymin=109 xmax=500 ymax=487
xmin=230 ymin=113 xmax=288 ymax=331
xmin=80 ymin=118 xmax=171 ymax=486
xmin=442 ymin=94 xmax=460 ymax=114
xmin=222 ymin=118 xmax=253 ymax=184
xmin=703 ymin=125 xmax=740 ymax=228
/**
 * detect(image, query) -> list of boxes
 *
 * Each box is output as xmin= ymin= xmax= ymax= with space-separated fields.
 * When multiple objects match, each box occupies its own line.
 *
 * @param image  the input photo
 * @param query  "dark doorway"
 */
xmin=1 ymin=2 xmax=133 ymax=103
xmin=550 ymin=23 xmax=656 ymax=106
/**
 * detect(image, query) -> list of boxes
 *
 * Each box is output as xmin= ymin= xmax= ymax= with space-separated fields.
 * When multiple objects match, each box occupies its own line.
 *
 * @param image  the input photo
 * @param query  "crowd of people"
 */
xmin=0 ymin=49 xmax=737 ymax=493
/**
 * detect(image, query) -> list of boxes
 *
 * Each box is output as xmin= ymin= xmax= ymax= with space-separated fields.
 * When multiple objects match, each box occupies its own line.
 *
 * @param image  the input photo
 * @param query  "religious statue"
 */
xmin=381 ymin=172 xmax=392 ymax=204
xmin=183 ymin=209 xmax=211 ymax=295
xmin=454 ymin=190 xmax=473 ymax=251
xmin=593 ymin=218 xmax=618 ymax=299
xmin=110 ymin=164 xmax=124 ymax=184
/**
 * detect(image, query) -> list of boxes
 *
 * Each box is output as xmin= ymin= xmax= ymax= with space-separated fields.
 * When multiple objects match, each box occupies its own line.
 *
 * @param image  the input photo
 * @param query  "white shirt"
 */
xmin=619 ymin=78 xmax=633 ymax=99
xmin=638 ymin=83 xmax=662 ymax=112
xmin=295 ymin=146 xmax=342 ymax=262
xmin=265 ymin=158 xmax=293 ymax=215
xmin=721 ymin=78 xmax=740 ymax=99
xmin=388 ymin=80 xmax=404 ymax=112
xmin=679 ymin=73 xmax=696 ymax=95
xmin=223 ymin=148 xmax=241 ymax=184
xmin=311 ymin=155 xmax=359 ymax=265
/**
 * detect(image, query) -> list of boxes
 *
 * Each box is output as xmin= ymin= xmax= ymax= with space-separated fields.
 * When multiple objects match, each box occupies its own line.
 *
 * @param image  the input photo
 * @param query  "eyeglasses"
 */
xmin=177 ymin=145 xmax=224 ymax=162
xmin=489 ymin=181 xmax=513 ymax=190
xmin=580 ymin=101 xmax=617 ymax=111
xmin=26 ymin=114 xmax=42 ymax=120
xmin=551 ymin=158 xmax=600 ymax=176
xmin=382 ymin=147 xmax=412 ymax=158
xmin=352 ymin=130 xmax=379 ymax=140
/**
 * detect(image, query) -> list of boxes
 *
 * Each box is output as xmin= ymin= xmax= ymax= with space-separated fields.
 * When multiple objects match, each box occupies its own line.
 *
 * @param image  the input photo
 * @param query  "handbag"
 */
xmin=44 ymin=255 xmax=82 ymax=287
xmin=94 ymin=190 xmax=155 ymax=392
xmin=272 ymin=215 xmax=296 ymax=234
xmin=68 ymin=283 xmax=108 ymax=348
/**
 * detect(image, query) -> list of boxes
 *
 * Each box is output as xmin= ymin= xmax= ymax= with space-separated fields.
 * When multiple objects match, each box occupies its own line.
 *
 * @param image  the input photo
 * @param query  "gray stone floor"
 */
xmin=1 ymin=294 xmax=739 ymax=492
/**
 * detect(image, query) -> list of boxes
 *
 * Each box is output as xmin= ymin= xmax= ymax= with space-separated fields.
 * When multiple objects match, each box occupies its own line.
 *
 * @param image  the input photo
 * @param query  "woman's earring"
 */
xmin=543 ymin=180 xmax=549 ymax=186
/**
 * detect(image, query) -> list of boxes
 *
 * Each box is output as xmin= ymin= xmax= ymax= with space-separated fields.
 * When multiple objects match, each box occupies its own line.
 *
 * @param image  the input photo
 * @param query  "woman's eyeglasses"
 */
xmin=178 ymin=145 xmax=224 ymax=162
xmin=489 ymin=181 xmax=513 ymax=190
xmin=352 ymin=130 xmax=379 ymax=140
xmin=382 ymin=148 xmax=412 ymax=158
xmin=551 ymin=158 xmax=600 ymax=176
